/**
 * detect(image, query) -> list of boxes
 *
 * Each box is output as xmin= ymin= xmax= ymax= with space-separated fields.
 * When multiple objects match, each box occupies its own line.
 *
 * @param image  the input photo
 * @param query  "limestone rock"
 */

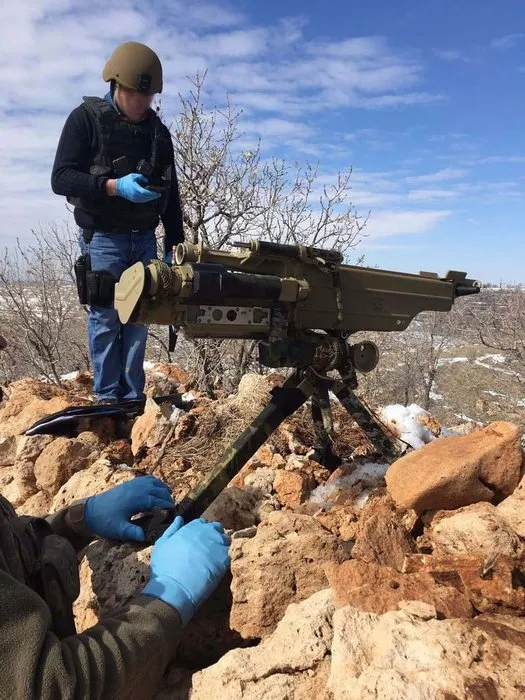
xmin=386 ymin=421 xmax=523 ymax=513
xmin=191 ymin=589 xmax=334 ymax=700
xmin=497 ymin=474 xmax=525 ymax=538
xmin=243 ymin=467 xmax=276 ymax=498
xmin=177 ymin=575 xmax=255 ymax=670
xmin=0 ymin=435 xmax=17 ymax=466
xmin=326 ymin=560 xmax=473 ymax=619
xmin=146 ymin=362 xmax=191 ymax=391
xmin=172 ymin=412 xmax=196 ymax=443
xmin=351 ymin=495 xmax=416 ymax=571
xmin=229 ymin=445 xmax=275 ymax=489
xmin=328 ymin=605 xmax=525 ymax=699
xmin=76 ymin=431 xmax=107 ymax=453
xmin=101 ymin=438 xmax=134 ymax=466
xmin=2 ymin=461 xmax=37 ymax=507
xmin=16 ymin=490 xmax=51 ymax=517
xmin=34 ymin=437 xmax=96 ymax=494
xmin=145 ymin=369 xmax=183 ymax=399
xmin=402 ymin=553 xmax=525 ymax=616
xmin=74 ymin=539 xmax=151 ymax=632
xmin=230 ymin=510 xmax=352 ymax=639
xmin=270 ymin=453 xmax=286 ymax=469
xmin=279 ymin=424 xmax=309 ymax=455
xmin=131 ymin=399 xmax=174 ymax=456
xmin=202 ymin=487 xmax=260 ymax=532
xmin=50 ymin=459 xmax=134 ymax=512
xmin=15 ymin=434 xmax=54 ymax=464
xmin=429 ymin=502 xmax=523 ymax=558
xmin=0 ymin=379 xmax=71 ymax=438
xmin=0 ymin=465 xmax=15 ymax=492
xmin=314 ymin=504 xmax=360 ymax=541
xmin=273 ymin=469 xmax=316 ymax=509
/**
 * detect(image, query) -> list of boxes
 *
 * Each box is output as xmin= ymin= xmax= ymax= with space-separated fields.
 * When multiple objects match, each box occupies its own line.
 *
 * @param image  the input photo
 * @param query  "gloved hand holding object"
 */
xmin=143 ymin=517 xmax=231 ymax=626
xmin=84 ymin=475 xmax=174 ymax=542
xmin=115 ymin=173 xmax=162 ymax=203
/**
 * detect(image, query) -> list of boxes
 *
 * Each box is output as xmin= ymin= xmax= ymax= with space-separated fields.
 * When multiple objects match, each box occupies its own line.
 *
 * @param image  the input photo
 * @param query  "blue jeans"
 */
xmin=80 ymin=231 xmax=158 ymax=401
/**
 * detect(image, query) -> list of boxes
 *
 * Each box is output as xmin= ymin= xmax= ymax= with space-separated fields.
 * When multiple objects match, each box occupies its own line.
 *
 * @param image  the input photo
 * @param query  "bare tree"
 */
xmin=356 ymin=305 xmax=467 ymax=411
xmin=173 ymin=73 xmax=366 ymax=256
xmin=0 ymin=227 xmax=88 ymax=386
xmin=468 ymin=286 xmax=525 ymax=382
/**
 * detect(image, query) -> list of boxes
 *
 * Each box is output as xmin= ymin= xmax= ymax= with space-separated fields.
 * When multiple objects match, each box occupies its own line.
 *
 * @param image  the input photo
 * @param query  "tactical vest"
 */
xmin=0 ymin=495 xmax=79 ymax=639
xmin=68 ymin=96 xmax=172 ymax=232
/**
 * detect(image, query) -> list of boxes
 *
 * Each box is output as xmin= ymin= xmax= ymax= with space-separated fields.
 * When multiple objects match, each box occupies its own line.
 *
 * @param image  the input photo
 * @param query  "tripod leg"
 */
xmin=138 ymin=372 xmax=316 ymax=541
xmin=310 ymin=384 xmax=342 ymax=471
xmin=331 ymin=380 xmax=401 ymax=461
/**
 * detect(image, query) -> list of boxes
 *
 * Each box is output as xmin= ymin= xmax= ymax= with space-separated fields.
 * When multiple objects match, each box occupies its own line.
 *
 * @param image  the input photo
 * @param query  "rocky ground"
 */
xmin=1 ymin=365 xmax=525 ymax=699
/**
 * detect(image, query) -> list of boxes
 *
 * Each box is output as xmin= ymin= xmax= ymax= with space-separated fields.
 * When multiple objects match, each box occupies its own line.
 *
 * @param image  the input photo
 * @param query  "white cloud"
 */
xmin=363 ymin=210 xmax=453 ymax=238
xmin=406 ymin=188 xmax=459 ymax=201
xmin=403 ymin=168 xmax=467 ymax=184
xmin=490 ymin=34 xmax=525 ymax=50
xmin=465 ymin=155 xmax=525 ymax=165
xmin=435 ymin=49 xmax=464 ymax=61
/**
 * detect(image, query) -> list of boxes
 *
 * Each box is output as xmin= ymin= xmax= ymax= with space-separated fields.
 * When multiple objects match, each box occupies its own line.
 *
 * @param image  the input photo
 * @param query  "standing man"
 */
xmin=52 ymin=42 xmax=184 ymax=403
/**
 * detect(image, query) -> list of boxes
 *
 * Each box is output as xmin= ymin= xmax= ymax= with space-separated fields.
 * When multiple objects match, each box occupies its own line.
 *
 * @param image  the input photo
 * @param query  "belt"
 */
xmin=82 ymin=228 xmax=152 ymax=243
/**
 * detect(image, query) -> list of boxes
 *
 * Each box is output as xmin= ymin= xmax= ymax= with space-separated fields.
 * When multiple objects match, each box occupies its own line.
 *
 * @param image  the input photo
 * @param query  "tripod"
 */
xmin=137 ymin=336 xmax=401 ymax=542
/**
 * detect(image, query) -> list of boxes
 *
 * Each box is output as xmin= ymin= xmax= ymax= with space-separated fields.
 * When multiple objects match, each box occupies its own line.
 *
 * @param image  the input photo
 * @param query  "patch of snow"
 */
xmin=379 ymin=404 xmax=436 ymax=449
xmin=429 ymin=390 xmax=443 ymax=401
xmin=182 ymin=391 xmax=196 ymax=403
xmin=437 ymin=357 xmax=469 ymax=367
xmin=478 ymin=353 xmax=506 ymax=364
xmin=309 ymin=462 xmax=390 ymax=510
xmin=474 ymin=358 xmax=522 ymax=380
xmin=354 ymin=488 xmax=374 ymax=510
xmin=483 ymin=390 xmax=506 ymax=398
xmin=143 ymin=360 xmax=156 ymax=371
xmin=454 ymin=412 xmax=476 ymax=422
xmin=60 ymin=371 xmax=79 ymax=381
xmin=517 ymin=399 xmax=525 ymax=408
xmin=116 ymin=463 xmax=133 ymax=471
xmin=440 ymin=427 xmax=460 ymax=436
xmin=169 ymin=406 xmax=183 ymax=425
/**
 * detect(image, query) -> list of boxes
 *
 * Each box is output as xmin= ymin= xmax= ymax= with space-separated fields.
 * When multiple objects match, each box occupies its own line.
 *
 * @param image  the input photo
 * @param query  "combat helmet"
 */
xmin=103 ymin=41 xmax=162 ymax=95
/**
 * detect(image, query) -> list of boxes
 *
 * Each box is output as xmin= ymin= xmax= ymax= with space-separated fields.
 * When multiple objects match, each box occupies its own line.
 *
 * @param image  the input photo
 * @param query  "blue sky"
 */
xmin=2 ymin=0 xmax=524 ymax=282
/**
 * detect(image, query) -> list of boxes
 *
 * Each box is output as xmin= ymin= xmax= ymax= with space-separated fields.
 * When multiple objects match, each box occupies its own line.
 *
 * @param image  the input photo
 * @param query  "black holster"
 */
xmin=85 ymin=269 xmax=116 ymax=308
xmin=74 ymin=254 xmax=90 ymax=305
xmin=74 ymin=241 xmax=116 ymax=308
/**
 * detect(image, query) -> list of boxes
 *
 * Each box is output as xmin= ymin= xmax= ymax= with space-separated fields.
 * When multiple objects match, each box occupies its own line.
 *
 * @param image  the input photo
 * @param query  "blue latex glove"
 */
xmin=84 ymin=476 xmax=174 ymax=542
xmin=142 ymin=517 xmax=231 ymax=626
xmin=115 ymin=173 xmax=161 ymax=203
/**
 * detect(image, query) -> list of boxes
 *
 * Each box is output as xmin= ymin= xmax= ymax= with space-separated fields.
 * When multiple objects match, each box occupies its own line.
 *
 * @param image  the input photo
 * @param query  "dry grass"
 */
xmin=268 ymin=401 xmax=374 ymax=461
xmin=162 ymin=374 xmax=273 ymax=471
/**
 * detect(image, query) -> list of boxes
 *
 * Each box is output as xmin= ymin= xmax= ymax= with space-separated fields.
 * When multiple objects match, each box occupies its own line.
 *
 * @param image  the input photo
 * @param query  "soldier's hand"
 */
xmin=84 ymin=475 xmax=174 ymax=541
xmin=115 ymin=173 xmax=162 ymax=203
xmin=142 ymin=517 xmax=231 ymax=626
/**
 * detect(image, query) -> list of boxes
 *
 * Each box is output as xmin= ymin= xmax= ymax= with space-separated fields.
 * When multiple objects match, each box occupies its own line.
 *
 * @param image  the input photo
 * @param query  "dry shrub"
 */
xmin=268 ymin=401 xmax=374 ymax=461
xmin=161 ymin=374 xmax=272 ymax=472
